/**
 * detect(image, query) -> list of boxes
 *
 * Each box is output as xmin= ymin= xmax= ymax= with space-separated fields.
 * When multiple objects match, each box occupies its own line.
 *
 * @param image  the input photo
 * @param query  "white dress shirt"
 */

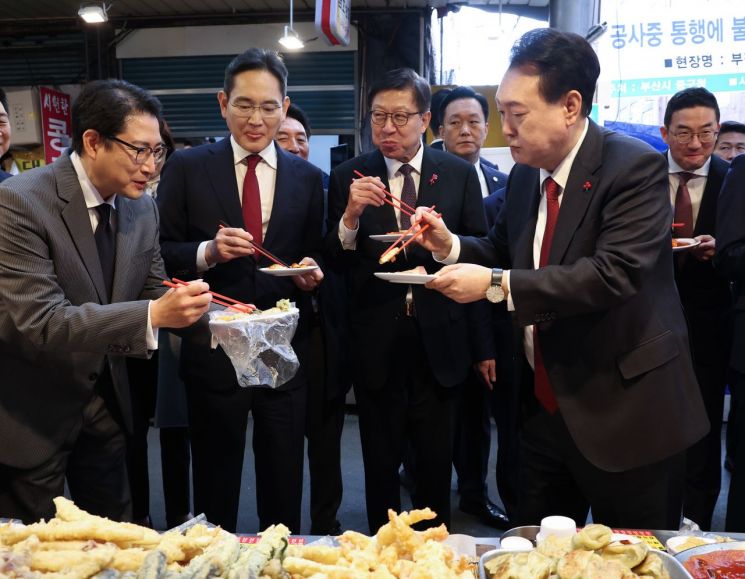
xmin=338 ymin=143 xmax=425 ymax=249
xmin=70 ymin=151 xmax=158 ymax=350
xmin=666 ymin=152 xmax=710 ymax=227
xmin=197 ymin=137 xmax=278 ymax=271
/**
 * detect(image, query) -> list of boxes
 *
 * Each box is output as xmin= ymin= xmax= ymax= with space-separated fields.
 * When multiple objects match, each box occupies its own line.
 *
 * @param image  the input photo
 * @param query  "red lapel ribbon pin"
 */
xmin=429 ymin=173 xmax=438 ymax=186
xmin=583 ymin=181 xmax=592 ymax=192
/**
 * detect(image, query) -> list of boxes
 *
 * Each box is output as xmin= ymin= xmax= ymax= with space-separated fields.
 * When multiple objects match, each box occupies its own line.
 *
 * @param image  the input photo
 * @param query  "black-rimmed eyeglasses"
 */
xmin=107 ymin=135 xmax=169 ymax=165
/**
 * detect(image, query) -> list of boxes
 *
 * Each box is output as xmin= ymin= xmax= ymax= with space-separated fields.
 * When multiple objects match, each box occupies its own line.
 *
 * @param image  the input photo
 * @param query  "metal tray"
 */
xmin=479 ymin=548 xmax=691 ymax=579
xmin=674 ymin=540 xmax=745 ymax=566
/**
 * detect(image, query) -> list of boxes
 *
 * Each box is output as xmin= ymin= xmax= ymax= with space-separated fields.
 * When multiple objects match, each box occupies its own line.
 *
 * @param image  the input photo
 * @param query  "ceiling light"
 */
xmin=278 ymin=0 xmax=304 ymax=50
xmin=279 ymin=26 xmax=304 ymax=49
xmin=78 ymin=3 xmax=108 ymax=24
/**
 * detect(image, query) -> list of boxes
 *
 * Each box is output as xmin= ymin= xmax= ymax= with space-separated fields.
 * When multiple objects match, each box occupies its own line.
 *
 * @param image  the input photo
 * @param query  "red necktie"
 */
xmin=242 ymin=155 xmax=263 ymax=250
xmin=674 ymin=172 xmax=695 ymax=239
xmin=533 ymin=177 xmax=561 ymax=414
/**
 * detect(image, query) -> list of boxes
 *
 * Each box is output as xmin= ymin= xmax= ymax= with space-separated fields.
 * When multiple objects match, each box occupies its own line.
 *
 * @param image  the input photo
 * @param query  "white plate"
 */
xmin=672 ymin=238 xmax=701 ymax=252
xmin=259 ymin=265 xmax=318 ymax=277
xmin=370 ymin=233 xmax=414 ymax=242
xmin=374 ymin=272 xmax=436 ymax=284
xmin=666 ymin=535 xmax=718 ymax=555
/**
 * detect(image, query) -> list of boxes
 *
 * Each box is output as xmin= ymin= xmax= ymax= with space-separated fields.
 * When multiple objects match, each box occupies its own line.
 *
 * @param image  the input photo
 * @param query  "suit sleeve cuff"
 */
xmin=505 ymin=270 xmax=515 ymax=312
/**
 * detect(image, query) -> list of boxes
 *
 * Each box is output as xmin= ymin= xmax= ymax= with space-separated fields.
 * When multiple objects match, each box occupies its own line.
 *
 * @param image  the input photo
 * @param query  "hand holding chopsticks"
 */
xmin=151 ymin=278 xmax=213 ymax=329
xmin=379 ymin=205 xmax=442 ymax=264
xmin=213 ymin=222 xmax=289 ymax=268
xmin=162 ymin=277 xmax=256 ymax=313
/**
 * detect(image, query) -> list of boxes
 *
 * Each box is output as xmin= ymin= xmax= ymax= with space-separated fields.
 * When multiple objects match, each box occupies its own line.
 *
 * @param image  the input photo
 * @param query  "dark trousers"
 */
xmin=354 ymin=317 xmax=458 ymax=533
xmin=125 ymin=356 xmax=158 ymax=523
xmin=185 ymin=378 xmax=307 ymax=533
xmin=0 ymin=386 xmax=130 ymax=523
xmin=683 ymin=357 xmax=727 ymax=530
xmin=160 ymin=426 xmax=191 ymax=528
xmin=726 ymin=370 xmax=745 ymax=531
xmin=516 ymin=362 xmax=685 ymax=529
xmin=306 ymin=323 xmax=346 ymax=534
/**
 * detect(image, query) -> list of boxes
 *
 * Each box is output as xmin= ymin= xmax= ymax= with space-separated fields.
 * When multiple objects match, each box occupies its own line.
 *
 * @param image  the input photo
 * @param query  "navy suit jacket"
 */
xmin=480 ymin=159 xmax=508 ymax=197
xmin=715 ymin=154 xmax=745 ymax=373
xmin=157 ymin=139 xmax=325 ymax=391
xmin=458 ymin=120 xmax=708 ymax=472
xmin=325 ymin=146 xmax=487 ymax=390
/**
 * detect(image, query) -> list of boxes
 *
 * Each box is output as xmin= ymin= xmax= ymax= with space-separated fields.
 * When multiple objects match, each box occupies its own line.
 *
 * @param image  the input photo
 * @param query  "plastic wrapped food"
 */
xmin=208 ymin=301 xmax=300 ymax=389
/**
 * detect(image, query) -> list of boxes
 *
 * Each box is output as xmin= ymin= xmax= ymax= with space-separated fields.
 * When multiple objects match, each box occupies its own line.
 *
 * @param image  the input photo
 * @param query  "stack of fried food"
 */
xmin=0 ymin=497 xmax=289 ymax=578
xmin=484 ymin=524 xmax=671 ymax=579
xmin=272 ymin=508 xmax=474 ymax=578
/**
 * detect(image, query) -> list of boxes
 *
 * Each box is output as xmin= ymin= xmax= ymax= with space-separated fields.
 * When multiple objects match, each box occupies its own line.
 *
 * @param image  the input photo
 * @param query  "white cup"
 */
xmin=535 ymin=515 xmax=576 ymax=543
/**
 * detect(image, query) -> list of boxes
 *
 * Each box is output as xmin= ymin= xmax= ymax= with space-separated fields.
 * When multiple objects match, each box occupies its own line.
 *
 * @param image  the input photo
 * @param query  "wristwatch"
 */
xmin=485 ymin=268 xmax=505 ymax=303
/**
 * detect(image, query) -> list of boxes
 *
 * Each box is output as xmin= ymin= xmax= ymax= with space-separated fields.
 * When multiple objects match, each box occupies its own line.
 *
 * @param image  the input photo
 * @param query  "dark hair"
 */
xmin=509 ymin=28 xmax=599 ymax=118
xmin=224 ymin=47 xmax=288 ymax=97
xmin=439 ymin=86 xmax=489 ymax=124
xmin=159 ymin=117 xmax=176 ymax=160
xmin=71 ymin=79 xmax=162 ymax=155
xmin=663 ymin=87 xmax=720 ymax=127
xmin=368 ymin=68 xmax=431 ymax=113
xmin=285 ymin=103 xmax=312 ymax=138
xmin=0 ymin=88 xmax=7 ymax=115
xmin=430 ymin=88 xmax=452 ymax=132
xmin=718 ymin=120 xmax=745 ymax=137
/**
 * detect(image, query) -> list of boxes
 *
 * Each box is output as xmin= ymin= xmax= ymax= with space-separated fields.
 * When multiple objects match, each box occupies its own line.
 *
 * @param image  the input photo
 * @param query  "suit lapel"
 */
xmin=263 ymin=144 xmax=290 ymax=250
xmin=695 ymin=155 xmax=726 ymax=236
xmin=56 ymin=156 xmax=109 ymax=303
xmin=549 ymin=120 xmax=603 ymax=265
xmin=513 ymin=169 xmax=541 ymax=269
xmin=363 ymin=150 xmax=398 ymax=232
xmin=417 ymin=147 xmax=443 ymax=211
xmin=206 ymin=138 xmax=243 ymax=228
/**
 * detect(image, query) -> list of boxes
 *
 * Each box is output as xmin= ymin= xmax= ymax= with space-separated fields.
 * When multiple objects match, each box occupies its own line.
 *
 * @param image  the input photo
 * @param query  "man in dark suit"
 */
xmin=325 ymin=68 xmax=486 ymax=532
xmin=418 ymin=28 xmax=708 ymax=529
xmin=0 ymin=79 xmax=211 ymax=523
xmin=659 ymin=87 xmax=732 ymax=530
xmin=714 ymin=154 xmax=745 ymax=531
xmin=157 ymin=48 xmax=325 ymax=533
xmin=437 ymin=85 xmax=514 ymax=528
xmin=0 ymin=88 xmax=13 ymax=182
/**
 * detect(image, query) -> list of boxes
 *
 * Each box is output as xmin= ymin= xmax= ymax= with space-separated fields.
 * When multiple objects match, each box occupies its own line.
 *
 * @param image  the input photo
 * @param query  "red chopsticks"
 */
xmin=163 ymin=278 xmax=256 ymax=313
xmin=379 ymin=205 xmax=439 ymax=264
xmin=353 ymin=169 xmax=416 ymax=216
xmin=217 ymin=222 xmax=290 ymax=268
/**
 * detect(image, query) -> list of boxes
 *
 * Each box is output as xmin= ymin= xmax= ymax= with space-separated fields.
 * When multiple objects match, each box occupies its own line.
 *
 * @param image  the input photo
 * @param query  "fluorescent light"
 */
xmin=78 ymin=3 xmax=108 ymax=24
xmin=279 ymin=26 xmax=304 ymax=49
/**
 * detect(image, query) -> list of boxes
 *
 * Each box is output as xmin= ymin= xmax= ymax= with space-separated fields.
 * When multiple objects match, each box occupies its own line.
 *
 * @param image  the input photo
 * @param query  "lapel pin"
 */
xmin=429 ymin=173 xmax=438 ymax=186
xmin=583 ymin=181 xmax=592 ymax=192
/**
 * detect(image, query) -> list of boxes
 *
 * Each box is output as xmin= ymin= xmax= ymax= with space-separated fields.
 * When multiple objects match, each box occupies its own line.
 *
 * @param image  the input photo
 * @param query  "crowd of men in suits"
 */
xmin=1 ymin=27 xmax=745 ymax=536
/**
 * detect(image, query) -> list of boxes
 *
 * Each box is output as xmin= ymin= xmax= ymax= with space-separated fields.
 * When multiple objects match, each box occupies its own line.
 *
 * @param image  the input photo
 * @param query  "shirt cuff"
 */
xmin=196 ymin=241 xmax=216 ymax=272
xmin=146 ymin=301 xmax=159 ymax=350
xmin=339 ymin=218 xmax=359 ymax=250
xmin=434 ymin=234 xmax=460 ymax=265
xmin=504 ymin=270 xmax=515 ymax=312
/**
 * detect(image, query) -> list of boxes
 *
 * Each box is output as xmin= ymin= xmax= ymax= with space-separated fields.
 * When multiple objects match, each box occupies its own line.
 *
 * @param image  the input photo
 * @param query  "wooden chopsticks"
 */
xmin=217 ymin=222 xmax=290 ymax=268
xmin=163 ymin=278 xmax=256 ymax=313
xmin=379 ymin=205 xmax=439 ymax=265
xmin=353 ymin=169 xmax=416 ymax=216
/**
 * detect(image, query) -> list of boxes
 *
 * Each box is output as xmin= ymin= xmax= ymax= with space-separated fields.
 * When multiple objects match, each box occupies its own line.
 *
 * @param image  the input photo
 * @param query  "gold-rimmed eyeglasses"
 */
xmin=671 ymin=130 xmax=718 ymax=144
xmin=107 ymin=135 xmax=169 ymax=165
xmin=370 ymin=110 xmax=423 ymax=127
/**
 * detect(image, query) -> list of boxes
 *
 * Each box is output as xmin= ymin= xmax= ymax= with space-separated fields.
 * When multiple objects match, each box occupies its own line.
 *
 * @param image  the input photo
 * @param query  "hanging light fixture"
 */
xmin=278 ymin=0 xmax=304 ymax=50
xmin=78 ymin=2 xmax=108 ymax=23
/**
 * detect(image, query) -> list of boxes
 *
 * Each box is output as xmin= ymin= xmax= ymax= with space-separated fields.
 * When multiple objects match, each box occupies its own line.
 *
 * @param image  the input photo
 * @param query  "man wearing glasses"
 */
xmin=660 ymin=87 xmax=732 ymax=530
xmin=0 ymin=79 xmax=211 ymax=523
xmin=156 ymin=48 xmax=325 ymax=533
xmin=325 ymin=68 xmax=486 ymax=532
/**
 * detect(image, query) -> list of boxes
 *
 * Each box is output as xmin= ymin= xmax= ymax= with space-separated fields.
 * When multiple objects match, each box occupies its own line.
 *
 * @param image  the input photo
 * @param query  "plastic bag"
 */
xmin=208 ymin=306 xmax=300 ymax=389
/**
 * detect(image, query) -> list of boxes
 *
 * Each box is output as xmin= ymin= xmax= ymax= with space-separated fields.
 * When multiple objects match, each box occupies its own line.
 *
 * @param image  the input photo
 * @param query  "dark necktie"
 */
xmin=674 ymin=172 xmax=695 ymax=239
xmin=94 ymin=203 xmax=115 ymax=300
xmin=242 ymin=155 xmax=263 ymax=250
xmin=398 ymin=163 xmax=417 ymax=230
xmin=533 ymin=177 xmax=561 ymax=414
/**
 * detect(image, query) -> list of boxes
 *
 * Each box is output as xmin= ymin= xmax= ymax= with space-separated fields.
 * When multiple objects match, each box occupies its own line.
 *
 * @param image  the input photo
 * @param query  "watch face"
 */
xmin=486 ymin=284 xmax=505 ymax=303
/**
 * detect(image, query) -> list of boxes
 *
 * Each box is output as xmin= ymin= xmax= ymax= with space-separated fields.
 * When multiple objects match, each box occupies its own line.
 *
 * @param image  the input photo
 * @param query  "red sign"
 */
xmin=315 ymin=0 xmax=350 ymax=46
xmin=39 ymin=87 xmax=72 ymax=164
